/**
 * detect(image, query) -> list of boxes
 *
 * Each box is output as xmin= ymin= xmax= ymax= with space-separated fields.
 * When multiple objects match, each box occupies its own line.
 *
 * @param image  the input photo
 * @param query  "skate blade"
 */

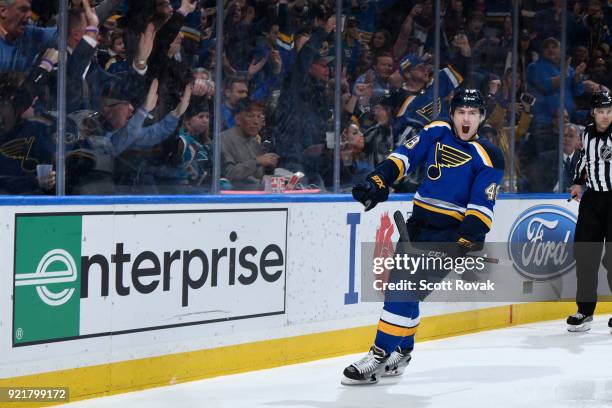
xmin=567 ymin=322 xmax=591 ymax=332
xmin=381 ymin=368 xmax=405 ymax=377
xmin=341 ymin=375 xmax=380 ymax=385
xmin=381 ymin=356 xmax=411 ymax=377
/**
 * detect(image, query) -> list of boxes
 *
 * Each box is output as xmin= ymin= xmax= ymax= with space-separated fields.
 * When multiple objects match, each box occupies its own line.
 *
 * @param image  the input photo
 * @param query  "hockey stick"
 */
xmin=392 ymin=210 xmax=500 ymax=264
xmin=393 ymin=210 xmax=411 ymax=243
xmin=393 ymin=210 xmax=410 ymax=242
xmin=364 ymin=199 xmax=376 ymax=211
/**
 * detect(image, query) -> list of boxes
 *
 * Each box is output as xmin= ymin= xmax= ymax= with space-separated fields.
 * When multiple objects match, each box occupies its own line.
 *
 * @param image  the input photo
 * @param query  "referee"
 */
xmin=566 ymin=91 xmax=612 ymax=333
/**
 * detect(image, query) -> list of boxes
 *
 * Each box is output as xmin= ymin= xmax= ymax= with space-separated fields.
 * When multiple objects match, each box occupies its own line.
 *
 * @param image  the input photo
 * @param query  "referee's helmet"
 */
xmin=591 ymin=91 xmax=612 ymax=109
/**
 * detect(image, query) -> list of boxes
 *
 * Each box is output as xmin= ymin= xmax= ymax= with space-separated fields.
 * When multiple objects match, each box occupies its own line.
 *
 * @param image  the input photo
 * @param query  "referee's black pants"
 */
xmin=574 ymin=189 xmax=612 ymax=316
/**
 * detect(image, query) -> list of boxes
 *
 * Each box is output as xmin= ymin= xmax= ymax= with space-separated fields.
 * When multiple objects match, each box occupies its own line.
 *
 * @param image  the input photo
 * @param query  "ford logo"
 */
xmin=507 ymin=205 xmax=576 ymax=280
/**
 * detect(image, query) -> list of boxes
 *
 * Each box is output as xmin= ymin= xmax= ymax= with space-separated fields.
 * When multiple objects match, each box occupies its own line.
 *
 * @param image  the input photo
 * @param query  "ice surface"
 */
xmin=60 ymin=318 xmax=612 ymax=408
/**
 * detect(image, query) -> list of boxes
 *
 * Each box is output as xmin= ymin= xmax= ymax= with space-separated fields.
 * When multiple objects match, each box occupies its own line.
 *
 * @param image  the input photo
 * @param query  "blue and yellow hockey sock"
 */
xmin=374 ymin=301 xmax=420 ymax=354
xmin=374 ymin=319 xmax=418 ymax=354
xmin=398 ymin=335 xmax=415 ymax=351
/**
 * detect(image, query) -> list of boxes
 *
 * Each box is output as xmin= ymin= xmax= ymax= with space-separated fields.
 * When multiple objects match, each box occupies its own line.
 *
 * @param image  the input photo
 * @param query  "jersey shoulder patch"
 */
xmin=404 ymin=134 xmax=420 ymax=149
xmin=469 ymin=139 xmax=505 ymax=170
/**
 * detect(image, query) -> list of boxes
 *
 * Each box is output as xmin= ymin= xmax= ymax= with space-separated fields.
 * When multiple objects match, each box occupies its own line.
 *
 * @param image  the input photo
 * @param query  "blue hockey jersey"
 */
xmin=393 ymin=66 xmax=463 ymax=140
xmin=378 ymin=121 xmax=505 ymax=243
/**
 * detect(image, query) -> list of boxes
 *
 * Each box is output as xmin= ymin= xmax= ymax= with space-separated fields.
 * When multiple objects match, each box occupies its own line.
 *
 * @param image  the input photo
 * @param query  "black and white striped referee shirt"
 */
xmin=573 ymin=123 xmax=612 ymax=191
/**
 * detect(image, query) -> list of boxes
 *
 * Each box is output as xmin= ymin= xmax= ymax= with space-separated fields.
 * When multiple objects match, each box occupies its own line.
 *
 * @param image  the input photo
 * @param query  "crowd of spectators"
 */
xmin=0 ymin=0 xmax=610 ymax=194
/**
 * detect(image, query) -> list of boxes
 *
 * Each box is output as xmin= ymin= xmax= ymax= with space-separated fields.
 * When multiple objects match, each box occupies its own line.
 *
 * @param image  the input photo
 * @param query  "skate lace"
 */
xmin=386 ymin=350 xmax=403 ymax=367
xmin=571 ymin=313 xmax=585 ymax=319
xmin=353 ymin=351 xmax=382 ymax=373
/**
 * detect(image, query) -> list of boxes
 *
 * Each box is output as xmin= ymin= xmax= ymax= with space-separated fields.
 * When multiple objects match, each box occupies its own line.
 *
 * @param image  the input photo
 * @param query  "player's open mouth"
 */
xmin=462 ymin=125 xmax=469 ymax=134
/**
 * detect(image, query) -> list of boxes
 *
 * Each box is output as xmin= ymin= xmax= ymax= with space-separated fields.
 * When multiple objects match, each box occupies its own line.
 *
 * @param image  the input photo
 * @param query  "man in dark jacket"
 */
xmin=272 ymin=16 xmax=335 ymax=188
xmin=66 ymin=1 xmax=152 ymax=113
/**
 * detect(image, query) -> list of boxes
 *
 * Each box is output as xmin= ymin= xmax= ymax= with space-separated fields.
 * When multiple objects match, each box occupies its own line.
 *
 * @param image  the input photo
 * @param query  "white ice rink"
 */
xmin=60 ymin=318 xmax=612 ymax=408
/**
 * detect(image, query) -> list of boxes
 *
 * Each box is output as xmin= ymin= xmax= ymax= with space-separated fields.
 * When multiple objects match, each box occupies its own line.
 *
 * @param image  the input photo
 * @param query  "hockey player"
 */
xmin=566 ymin=91 xmax=612 ymax=333
xmin=392 ymin=55 xmax=464 ymax=142
xmin=342 ymin=89 xmax=504 ymax=385
xmin=391 ymin=31 xmax=471 ymax=143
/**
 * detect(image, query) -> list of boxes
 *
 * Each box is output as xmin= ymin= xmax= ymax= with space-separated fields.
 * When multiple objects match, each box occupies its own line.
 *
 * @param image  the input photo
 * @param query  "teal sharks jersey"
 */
xmin=379 ymin=120 xmax=505 ymax=243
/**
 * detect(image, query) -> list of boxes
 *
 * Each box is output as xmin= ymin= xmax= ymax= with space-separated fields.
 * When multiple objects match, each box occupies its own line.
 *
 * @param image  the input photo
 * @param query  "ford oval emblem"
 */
xmin=507 ymin=205 xmax=577 ymax=280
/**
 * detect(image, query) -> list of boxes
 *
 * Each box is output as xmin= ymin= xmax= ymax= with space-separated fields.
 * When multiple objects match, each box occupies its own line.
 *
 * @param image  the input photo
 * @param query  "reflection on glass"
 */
xmin=353 ymin=1 xmax=470 ymax=193
xmin=219 ymin=2 xmax=337 ymax=193
xmin=0 ymin=0 xmax=58 ymax=195
xmin=521 ymin=9 xmax=561 ymax=192
xmin=1 ymin=0 xmax=608 ymax=197
xmin=64 ymin=0 xmax=213 ymax=195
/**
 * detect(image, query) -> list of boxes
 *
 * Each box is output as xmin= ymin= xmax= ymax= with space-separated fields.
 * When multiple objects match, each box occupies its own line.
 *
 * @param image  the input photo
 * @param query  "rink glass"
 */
xmin=1 ymin=0 xmax=609 ymax=196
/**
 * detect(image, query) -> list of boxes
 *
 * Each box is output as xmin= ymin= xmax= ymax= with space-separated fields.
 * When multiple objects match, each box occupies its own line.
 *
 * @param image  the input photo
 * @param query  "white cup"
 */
xmin=325 ymin=131 xmax=335 ymax=149
xmin=36 ymin=164 xmax=53 ymax=181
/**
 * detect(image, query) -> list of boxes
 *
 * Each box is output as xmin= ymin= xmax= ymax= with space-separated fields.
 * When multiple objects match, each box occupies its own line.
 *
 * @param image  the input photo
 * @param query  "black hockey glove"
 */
xmin=352 ymin=172 xmax=389 ymax=211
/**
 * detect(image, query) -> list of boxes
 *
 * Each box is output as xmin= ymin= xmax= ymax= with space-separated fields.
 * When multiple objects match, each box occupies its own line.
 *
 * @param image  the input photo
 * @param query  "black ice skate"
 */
xmin=608 ymin=317 xmax=612 ymax=334
xmin=567 ymin=312 xmax=593 ymax=332
xmin=382 ymin=346 xmax=412 ymax=377
xmin=341 ymin=345 xmax=389 ymax=385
